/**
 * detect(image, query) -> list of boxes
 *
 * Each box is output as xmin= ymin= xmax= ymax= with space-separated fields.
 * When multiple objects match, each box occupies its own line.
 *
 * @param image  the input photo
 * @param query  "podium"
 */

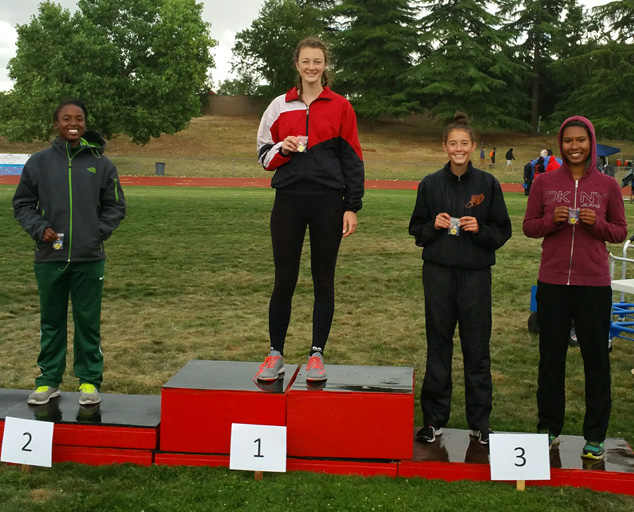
xmin=0 ymin=389 xmax=159 ymax=466
xmin=157 ymin=360 xmax=298 ymax=464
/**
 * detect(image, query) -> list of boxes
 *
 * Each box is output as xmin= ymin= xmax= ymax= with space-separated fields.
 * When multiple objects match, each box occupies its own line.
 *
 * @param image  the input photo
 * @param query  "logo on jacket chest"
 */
xmin=546 ymin=190 xmax=606 ymax=207
xmin=465 ymin=194 xmax=484 ymax=208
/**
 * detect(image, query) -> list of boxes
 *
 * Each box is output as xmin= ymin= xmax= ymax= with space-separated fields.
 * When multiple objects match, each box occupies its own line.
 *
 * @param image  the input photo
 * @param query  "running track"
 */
xmin=0 ymin=175 xmax=526 ymax=193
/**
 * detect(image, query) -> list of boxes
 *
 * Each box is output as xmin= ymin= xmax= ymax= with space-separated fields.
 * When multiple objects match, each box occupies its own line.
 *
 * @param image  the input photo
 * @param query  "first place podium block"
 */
xmin=160 ymin=360 xmax=298 ymax=455
xmin=287 ymin=365 xmax=414 ymax=460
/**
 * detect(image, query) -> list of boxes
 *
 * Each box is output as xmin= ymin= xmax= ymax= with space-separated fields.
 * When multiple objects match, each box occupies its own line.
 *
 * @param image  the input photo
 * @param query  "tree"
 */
xmin=0 ymin=0 xmax=215 ymax=144
xmin=231 ymin=0 xmax=327 ymax=100
xmin=592 ymin=0 xmax=634 ymax=44
xmin=330 ymin=0 xmax=419 ymax=123
xmin=404 ymin=0 xmax=529 ymax=130
xmin=497 ymin=0 xmax=574 ymax=134
xmin=550 ymin=42 xmax=634 ymax=140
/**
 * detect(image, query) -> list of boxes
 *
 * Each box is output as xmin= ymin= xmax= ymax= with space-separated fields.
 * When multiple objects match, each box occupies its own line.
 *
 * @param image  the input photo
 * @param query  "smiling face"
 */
xmin=54 ymin=104 xmax=86 ymax=147
xmin=295 ymin=47 xmax=326 ymax=89
xmin=443 ymin=129 xmax=477 ymax=171
xmin=561 ymin=125 xmax=591 ymax=172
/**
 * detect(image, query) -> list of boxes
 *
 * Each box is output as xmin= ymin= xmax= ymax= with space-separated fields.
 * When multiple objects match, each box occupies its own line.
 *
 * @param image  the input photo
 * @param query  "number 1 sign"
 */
xmin=230 ymin=423 xmax=287 ymax=473
xmin=1 ymin=416 xmax=54 ymax=467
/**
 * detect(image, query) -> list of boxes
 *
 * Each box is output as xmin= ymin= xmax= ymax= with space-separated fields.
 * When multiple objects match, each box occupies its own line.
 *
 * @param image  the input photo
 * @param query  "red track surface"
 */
xmin=0 ymin=174 xmax=525 ymax=193
xmin=4 ymin=174 xmax=632 ymax=196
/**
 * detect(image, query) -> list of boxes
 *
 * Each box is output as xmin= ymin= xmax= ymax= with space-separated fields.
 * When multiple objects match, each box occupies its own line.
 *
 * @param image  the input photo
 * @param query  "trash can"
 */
xmin=155 ymin=162 xmax=166 ymax=176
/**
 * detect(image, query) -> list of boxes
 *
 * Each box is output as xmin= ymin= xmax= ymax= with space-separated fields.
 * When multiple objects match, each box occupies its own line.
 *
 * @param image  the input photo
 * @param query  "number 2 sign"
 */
xmin=1 ymin=417 xmax=54 ymax=467
xmin=230 ymin=424 xmax=286 ymax=473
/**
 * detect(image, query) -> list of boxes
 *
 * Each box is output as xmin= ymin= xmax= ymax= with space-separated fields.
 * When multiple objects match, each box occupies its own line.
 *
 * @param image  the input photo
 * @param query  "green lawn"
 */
xmin=1 ymin=184 xmax=634 ymax=510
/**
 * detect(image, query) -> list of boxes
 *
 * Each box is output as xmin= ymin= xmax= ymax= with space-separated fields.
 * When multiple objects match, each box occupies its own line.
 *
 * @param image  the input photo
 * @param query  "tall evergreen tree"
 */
xmin=330 ymin=0 xmax=419 ymax=123
xmin=592 ymin=0 xmax=634 ymax=44
xmin=404 ymin=0 xmax=528 ymax=130
xmin=497 ymin=0 xmax=573 ymax=134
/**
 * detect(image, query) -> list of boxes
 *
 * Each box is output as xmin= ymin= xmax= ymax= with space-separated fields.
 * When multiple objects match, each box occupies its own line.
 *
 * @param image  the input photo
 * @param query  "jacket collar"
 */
xmin=285 ymin=86 xmax=335 ymax=103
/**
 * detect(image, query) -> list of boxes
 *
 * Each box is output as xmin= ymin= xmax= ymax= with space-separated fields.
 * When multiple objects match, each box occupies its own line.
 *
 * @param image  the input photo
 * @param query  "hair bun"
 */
xmin=454 ymin=112 xmax=469 ymax=124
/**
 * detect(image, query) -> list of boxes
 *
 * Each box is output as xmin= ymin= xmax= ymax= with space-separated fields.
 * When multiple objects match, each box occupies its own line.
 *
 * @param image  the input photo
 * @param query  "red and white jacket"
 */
xmin=523 ymin=116 xmax=627 ymax=286
xmin=257 ymin=87 xmax=364 ymax=212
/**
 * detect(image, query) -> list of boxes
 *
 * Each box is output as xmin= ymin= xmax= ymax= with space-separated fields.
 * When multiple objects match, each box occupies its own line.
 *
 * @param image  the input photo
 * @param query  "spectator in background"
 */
xmin=547 ymin=146 xmax=553 ymax=156
xmin=505 ymin=148 xmax=516 ymax=171
xmin=480 ymin=146 xmax=486 ymax=167
xmin=489 ymin=147 xmax=496 ymax=168
xmin=523 ymin=161 xmax=533 ymax=196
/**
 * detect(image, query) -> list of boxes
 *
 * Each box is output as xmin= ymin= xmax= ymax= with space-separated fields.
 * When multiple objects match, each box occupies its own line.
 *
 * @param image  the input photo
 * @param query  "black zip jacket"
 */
xmin=409 ymin=162 xmax=512 ymax=269
xmin=13 ymin=131 xmax=126 ymax=263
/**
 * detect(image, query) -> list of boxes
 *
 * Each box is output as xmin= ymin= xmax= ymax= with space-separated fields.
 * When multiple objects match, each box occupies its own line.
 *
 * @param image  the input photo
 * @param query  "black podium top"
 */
xmin=0 ymin=389 xmax=160 ymax=427
xmin=292 ymin=365 xmax=414 ymax=393
xmin=163 ymin=360 xmax=298 ymax=393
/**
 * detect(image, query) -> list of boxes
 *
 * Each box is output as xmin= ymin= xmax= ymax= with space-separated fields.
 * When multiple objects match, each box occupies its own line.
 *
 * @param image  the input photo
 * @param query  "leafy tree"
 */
xmin=404 ymin=0 xmax=529 ymax=130
xmin=231 ymin=0 xmax=327 ymax=100
xmin=497 ymin=0 xmax=574 ymax=134
xmin=1 ymin=0 xmax=215 ymax=144
xmin=330 ymin=0 xmax=419 ymax=123
xmin=217 ymin=76 xmax=258 ymax=96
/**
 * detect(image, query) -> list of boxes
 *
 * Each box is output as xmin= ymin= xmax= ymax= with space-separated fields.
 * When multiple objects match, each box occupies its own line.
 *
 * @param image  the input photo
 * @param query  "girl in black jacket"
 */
xmin=409 ymin=112 xmax=511 ymax=445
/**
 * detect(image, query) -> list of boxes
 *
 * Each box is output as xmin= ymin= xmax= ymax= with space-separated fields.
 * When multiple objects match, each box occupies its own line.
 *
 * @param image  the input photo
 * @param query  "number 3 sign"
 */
xmin=1 ymin=416 xmax=54 ymax=467
xmin=489 ymin=433 xmax=551 ymax=481
xmin=230 ymin=423 xmax=287 ymax=473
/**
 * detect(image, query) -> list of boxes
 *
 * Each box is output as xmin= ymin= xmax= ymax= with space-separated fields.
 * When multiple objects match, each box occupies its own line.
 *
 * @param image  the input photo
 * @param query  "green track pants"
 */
xmin=34 ymin=260 xmax=106 ymax=390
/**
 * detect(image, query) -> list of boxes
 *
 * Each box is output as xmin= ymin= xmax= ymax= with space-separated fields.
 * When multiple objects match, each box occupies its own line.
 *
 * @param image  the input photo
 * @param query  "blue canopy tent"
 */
xmin=596 ymin=143 xmax=621 ymax=158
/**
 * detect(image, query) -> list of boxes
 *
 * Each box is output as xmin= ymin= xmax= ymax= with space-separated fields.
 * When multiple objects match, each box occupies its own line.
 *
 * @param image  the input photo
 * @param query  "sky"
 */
xmin=0 ymin=0 xmax=612 ymax=92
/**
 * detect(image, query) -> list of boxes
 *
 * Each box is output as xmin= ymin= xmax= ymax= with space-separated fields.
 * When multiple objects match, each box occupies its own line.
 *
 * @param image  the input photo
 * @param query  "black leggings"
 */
xmin=269 ymin=190 xmax=344 ymax=355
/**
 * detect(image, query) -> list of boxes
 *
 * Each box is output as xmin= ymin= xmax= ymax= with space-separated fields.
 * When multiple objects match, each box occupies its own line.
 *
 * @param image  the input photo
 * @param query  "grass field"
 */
xmin=2 ymin=185 xmax=634 ymax=510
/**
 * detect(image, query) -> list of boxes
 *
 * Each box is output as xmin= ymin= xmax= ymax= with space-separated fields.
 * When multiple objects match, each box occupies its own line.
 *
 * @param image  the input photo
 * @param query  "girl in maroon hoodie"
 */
xmin=523 ymin=116 xmax=627 ymax=460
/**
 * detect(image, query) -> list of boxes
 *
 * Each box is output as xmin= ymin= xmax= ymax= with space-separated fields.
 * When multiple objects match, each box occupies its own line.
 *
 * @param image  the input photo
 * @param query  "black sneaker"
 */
xmin=469 ymin=428 xmax=493 ymax=445
xmin=416 ymin=425 xmax=443 ymax=443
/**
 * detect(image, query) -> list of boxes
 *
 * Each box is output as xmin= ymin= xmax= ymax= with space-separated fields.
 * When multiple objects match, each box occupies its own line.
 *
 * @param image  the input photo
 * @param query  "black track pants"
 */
xmin=421 ymin=261 xmax=493 ymax=431
xmin=536 ymin=281 xmax=612 ymax=441
xmin=269 ymin=190 xmax=343 ymax=354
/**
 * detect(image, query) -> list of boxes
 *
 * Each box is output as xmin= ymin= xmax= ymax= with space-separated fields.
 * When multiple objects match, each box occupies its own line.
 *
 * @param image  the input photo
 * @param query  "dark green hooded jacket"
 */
xmin=12 ymin=130 xmax=126 ymax=262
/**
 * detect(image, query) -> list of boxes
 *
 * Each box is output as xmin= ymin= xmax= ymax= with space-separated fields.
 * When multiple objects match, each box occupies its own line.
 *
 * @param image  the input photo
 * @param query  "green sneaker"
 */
xmin=27 ymin=386 xmax=60 ymax=405
xmin=581 ymin=440 xmax=605 ymax=460
xmin=539 ymin=429 xmax=560 ymax=450
xmin=78 ymin=383 xmax=101 ymax=405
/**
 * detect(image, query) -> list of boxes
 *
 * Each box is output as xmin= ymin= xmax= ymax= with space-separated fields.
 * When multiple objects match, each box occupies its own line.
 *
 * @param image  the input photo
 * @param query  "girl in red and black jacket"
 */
xmin=523 ymin=116 xmax=627 ymax=460
xmin=255 ymin=37 xmax=364 ymax=383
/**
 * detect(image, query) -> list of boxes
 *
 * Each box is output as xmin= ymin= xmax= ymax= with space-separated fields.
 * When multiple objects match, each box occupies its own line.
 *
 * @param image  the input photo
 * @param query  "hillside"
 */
xmin=1 ymin=115 xmax=632 ymax=170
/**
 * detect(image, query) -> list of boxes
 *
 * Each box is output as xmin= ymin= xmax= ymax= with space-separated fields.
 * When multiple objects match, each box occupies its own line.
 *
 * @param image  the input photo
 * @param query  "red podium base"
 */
xmin=160 ymin=360 xmax=298 ymax=454
xmin=287 ymin=365 xmax=414 ymax=460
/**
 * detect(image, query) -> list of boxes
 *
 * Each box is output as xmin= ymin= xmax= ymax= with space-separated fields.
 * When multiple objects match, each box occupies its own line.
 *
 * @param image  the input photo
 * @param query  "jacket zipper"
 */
xmin=566 ymin=179 xmax=579 ymax=285
xmin=66 ymin=143 xmax=78 ymax=263
xmin=305 ymin=105 xmax=309 ymax=138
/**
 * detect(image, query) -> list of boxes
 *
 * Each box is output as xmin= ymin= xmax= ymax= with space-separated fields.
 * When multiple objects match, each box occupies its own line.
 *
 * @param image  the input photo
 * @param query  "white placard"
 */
xmin=1 ymin=417 xmax=54 ymax=467
xmin=489 ymin=433 xmax=550 ymax=481
xmin=230 ymin=423 xmax=286 ymax=473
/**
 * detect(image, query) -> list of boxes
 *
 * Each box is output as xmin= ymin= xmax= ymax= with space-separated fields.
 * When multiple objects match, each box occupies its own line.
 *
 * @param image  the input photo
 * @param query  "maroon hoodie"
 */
xmin=523 ymin=116 xmax=627 ymax=286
